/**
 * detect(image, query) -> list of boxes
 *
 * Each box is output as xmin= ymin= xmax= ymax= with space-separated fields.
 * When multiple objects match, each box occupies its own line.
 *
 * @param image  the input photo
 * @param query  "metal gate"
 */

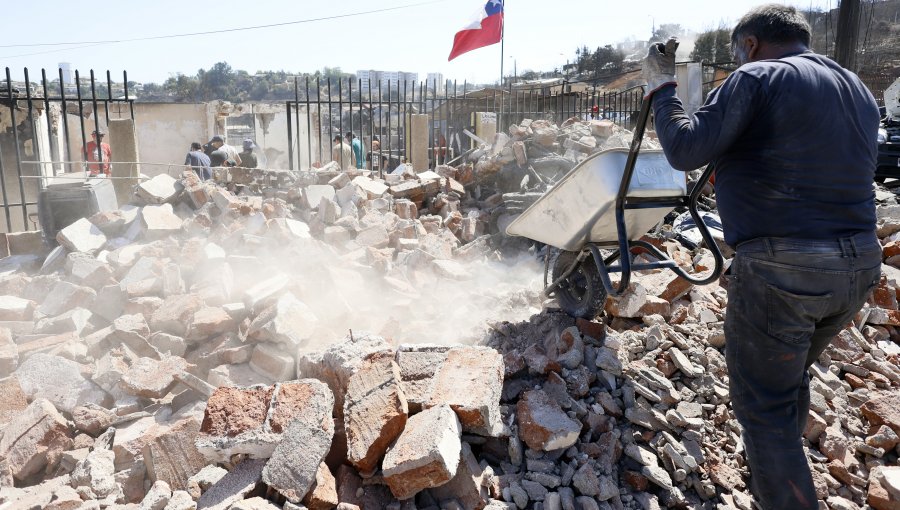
xmin=284 ymin=76 xmax=646 ymax=175
xmin=0 ymin=67 xmax=135 ymax=233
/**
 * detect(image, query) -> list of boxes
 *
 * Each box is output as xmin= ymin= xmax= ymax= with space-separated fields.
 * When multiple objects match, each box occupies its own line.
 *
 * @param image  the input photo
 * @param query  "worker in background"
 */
xmin=208 ymin=135 xmax=242 ymax=167
xmin=239 ymin=139 xmax=258 ymax=169
xmin=368 ymin=135 xmax=381 ymax=172
xmin=345 ymin=132 xmax=365 ymax=170
xmin=84 ymin=129 xmax=111 ymax=177
xmin=643 ymin=5 xmax=881 ymax=509
xmin=332 ymin=134 xmax=354 ymax=172
xmin=184 ymin=142 xmax=211 ymax=180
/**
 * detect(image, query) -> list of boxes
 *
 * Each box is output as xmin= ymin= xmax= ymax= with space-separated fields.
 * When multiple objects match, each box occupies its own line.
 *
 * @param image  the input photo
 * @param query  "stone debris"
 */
xmin=0 ymin=147 xmax=898 ymax=510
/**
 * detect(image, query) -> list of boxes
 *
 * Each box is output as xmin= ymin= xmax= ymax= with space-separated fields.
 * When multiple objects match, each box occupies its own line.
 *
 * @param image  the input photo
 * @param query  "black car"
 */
xmin=876 ymin=106 xmax=900 ymax=183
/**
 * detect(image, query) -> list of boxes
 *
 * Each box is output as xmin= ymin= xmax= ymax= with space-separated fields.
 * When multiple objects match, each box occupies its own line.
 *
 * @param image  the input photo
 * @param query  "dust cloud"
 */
xmin=219 ymin=230 xmax=545 ymax=351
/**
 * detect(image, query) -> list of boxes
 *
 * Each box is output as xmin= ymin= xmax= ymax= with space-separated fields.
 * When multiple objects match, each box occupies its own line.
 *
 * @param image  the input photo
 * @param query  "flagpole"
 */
xmin=499 ymin=1 xmax=505 ymax=127
xmin=499 ymin=6 xmax=505 ymax=87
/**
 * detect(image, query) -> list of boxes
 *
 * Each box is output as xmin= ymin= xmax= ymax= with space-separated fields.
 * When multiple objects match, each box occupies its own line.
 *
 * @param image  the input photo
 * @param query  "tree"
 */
xmin=653 ymin=23 xmax=685 ymax=42
xmin=690 ymin=26 xmax=732 ymax=63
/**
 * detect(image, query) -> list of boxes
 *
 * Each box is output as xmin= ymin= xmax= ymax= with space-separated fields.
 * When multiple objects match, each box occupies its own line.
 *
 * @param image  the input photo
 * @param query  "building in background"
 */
xmin=58 ymin=62 xmax=74 ymax=85
xmin=357 ymin=70 xmax=419 ymax=91
xmin=426 ymin=73 xmax=445 ymax=94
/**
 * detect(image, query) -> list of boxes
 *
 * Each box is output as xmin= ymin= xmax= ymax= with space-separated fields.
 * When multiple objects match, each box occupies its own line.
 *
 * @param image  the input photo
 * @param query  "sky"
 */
xmin=1 ymin=0 xmax=835 ymax=86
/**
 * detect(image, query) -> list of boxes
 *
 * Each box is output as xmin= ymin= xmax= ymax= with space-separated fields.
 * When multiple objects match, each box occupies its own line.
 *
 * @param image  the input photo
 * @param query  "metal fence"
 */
xmin=285 ymin=77 xmax=646 ymax=174
xmin=0 ymin=67 xmax=135 ymax=232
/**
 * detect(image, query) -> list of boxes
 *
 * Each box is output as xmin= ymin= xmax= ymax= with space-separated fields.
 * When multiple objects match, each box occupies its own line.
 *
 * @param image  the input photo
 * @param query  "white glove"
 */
xmin=642 ymin=37 xmax=679 ymax=99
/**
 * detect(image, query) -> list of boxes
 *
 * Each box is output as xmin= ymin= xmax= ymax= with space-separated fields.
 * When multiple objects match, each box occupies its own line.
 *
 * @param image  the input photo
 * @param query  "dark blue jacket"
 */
xmin=652 ymin=52 xmax=879 ymax=247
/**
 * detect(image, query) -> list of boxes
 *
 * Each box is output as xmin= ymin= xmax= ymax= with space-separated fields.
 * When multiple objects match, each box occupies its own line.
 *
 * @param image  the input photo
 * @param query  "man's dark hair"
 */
xmin=334 ymin=135 xmax=342 ymax=142
xmin=191 ymin=142 xmax=202 ymax=150
xmin=732 ymin=4 xmax=811 ymax=47
xmin=345 ymin=132 xmax=354 ymax=139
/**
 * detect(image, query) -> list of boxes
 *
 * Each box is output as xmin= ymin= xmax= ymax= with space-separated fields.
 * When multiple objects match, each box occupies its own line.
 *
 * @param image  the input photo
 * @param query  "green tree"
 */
xmin=690 ymin=26 xmax=732 ymax=63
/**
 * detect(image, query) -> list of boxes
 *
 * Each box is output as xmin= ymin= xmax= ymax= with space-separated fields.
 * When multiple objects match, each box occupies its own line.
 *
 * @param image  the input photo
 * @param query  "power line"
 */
xmin=0 ymin=0 xmax=448 ymax=56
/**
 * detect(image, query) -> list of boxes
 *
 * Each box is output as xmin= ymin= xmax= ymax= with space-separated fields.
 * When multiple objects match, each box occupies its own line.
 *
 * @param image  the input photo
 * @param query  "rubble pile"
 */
xmin=0 ymin=135 xmax=896 ymax=510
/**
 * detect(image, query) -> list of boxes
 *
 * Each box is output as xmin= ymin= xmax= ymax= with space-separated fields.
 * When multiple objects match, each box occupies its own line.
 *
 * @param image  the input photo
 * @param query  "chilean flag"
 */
xmin=448 ymin=0 xmax=504 ymax=61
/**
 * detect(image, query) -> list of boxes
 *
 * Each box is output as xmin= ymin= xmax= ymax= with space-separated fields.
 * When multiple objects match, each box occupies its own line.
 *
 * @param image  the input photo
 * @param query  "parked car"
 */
xmin=875 ymin=78 xmax=900 ymax=183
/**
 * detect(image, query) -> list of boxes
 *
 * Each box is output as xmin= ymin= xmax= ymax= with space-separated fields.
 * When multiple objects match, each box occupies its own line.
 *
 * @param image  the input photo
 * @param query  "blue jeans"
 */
xmin=724 ymin=232 xmax=881 ymax=510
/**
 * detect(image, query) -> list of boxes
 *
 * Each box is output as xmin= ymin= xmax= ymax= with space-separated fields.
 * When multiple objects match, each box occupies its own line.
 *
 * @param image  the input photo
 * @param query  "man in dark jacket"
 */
xmin=644 ymin=5 xmax=882 ymax=509
xmin=184 ymin=142 xmax=211 ymax=180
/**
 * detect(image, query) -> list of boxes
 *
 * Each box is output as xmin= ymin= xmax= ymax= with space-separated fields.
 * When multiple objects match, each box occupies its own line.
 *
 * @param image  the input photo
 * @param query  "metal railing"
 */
xmin=0 ymin=67 xmax=135 ymax=233
xmin=285 ymin=77 xmax=647 ymax=174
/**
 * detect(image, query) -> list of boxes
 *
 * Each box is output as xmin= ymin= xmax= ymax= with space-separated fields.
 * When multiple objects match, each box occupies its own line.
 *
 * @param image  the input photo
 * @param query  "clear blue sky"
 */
xmin=1 ymin=0 xmax=834 ymax=85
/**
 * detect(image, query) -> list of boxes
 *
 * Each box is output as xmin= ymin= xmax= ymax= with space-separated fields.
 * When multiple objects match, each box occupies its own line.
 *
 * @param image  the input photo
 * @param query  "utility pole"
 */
xmin=834 ymin=0 xmax=861 ymax=71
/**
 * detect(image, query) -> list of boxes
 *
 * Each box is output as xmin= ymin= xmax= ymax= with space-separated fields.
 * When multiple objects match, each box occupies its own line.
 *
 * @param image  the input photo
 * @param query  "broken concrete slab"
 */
xmin=425 ymin=346 xmax=504 ymax=436
xmin=250 ymin=342 xmax=296 ymax=381
xmin=197 ymin=380 xmax=333 ymax=465
xmin=136 ymin=174 xmax=183 ymax=205
xmin=56 ymin=218 xmax=107 ymax=254
xmin=262 ymin=381 xmax=335 ymax=503
xmin=0 ymin=295 xmax=35 ymax=321
xmin=516 ymin=389 xmax=581 ymax=451
xmin=141 ymin=204 xmax=184 ymax=237
xmin=121 ymin=356 xmax=189 ymax=399
xmin=302 ymin=462 xmax=339 ymax=510
xmin=344 ymin=351 xmax=408 ymax=476
xmin=196 ymin=458 xmax=266 ymax=510
xmin=14 ymin=353 xmax=110 ymax=413
xmin=248 ymin=293 xmax=317 ymax=350
xmin=143 ymin=416 xmax=207 ymax=491
xmin=382 ymin=404 xmax=462 ymax=500
xmin=0 ymin=398 xmax=72 ymax=481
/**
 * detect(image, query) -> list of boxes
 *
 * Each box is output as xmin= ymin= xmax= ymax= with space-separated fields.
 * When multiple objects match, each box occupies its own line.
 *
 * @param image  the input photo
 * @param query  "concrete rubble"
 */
xmin=0 ymin=134 xmax=896 ymax=510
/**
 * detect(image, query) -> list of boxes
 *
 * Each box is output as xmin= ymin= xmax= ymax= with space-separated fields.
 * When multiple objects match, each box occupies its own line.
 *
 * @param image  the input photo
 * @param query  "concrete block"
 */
xmin=382 ymin=405 xmax=462 ymax=500
xmin=429 ymin=442 xmax=489 ymax=510
xmin=395 ymin=346 xmax=449 ymax=413
xmin=141 ymin=204 xmax=184 ymax=236
xmin=304 ymin=185 xmax=336 ymax=209
xmin=121 ymin=356 xmax=188 ymax=399
xmin=36 ymin=281 xmax=96 ymax=319
xmin=262 ymin=382 xmax=336 ymax=503
xmin=15 ymin=353 xmax=110 ymax=413
xmin=0 ymin=398 xmax=72 ymax=481
xmin=143 ymin=417 xmax=207 ymax=491
xmin=0 ymin=295 xmax=34 ymax=321
xmin=0 ymin=376 xmax=28 ymax=428
xmin=516 ymin=389 xmax=581 ymax=451
xmin=136 ymin=174 xmax=182 ymax=205
xmin=196 ymin=380 xmax=333 ymax=464
xmin=303 ymin=462 xmax=339 ymax=510
xmin=344 ymin=351 xmax=408 ymax=476
xmin=425 ymin=346 xmax=504 ymax=436
xmin=56 ymin=218 xmax=107 ymax=254
xmin=250 ymin=342 xmax=296 ymax=381
xmin=150 ymin=294 xmax=204 ymax=337
xmin=197 ymin=458 xmax=266 ymax=510
xmin=248 ymin=293 xmax=317 ymax=350
xmin=351 ymin=176 xmax=388 ymax=199
xmin=186 ymin=307 xmax=236 ymax=342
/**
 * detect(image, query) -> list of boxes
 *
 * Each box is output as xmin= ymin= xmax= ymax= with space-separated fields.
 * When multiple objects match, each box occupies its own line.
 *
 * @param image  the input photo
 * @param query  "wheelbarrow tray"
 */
xmin=506 ymin=148 xmax=686 ymax=251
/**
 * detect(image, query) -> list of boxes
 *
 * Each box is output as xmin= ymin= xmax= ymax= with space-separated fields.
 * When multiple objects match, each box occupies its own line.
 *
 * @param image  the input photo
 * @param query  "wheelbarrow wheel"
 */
xmin=551 ymin=250 xmax=607 ymax=319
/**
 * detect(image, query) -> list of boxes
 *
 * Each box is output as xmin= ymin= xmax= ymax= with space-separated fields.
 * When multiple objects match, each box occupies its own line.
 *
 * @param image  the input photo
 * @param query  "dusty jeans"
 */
xmin=724 ymin=232 xmax=881 ymax=510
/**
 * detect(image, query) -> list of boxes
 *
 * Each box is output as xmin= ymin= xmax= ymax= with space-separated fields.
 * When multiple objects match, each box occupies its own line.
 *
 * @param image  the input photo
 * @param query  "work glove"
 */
xmin=642 ymin=37 xmax=679 ymax=99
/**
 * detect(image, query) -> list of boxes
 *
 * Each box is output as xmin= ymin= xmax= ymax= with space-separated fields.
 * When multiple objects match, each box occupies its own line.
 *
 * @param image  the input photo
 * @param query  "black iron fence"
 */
xmin=0 ymin=67 xmax=134 ymax=232
xmin=285 ymin=77 xmax=646 ymax=174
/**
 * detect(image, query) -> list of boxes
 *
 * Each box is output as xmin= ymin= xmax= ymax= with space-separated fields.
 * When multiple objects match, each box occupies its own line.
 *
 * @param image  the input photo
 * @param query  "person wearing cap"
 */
xmin=208 ymin=135 xmax=242 ymax=168
xmin=644 ymin=6 xmax=880 ymax=508
xmin=238 ymin=139 xmax=258 ymax=169
xmin=84 ymin=129 xmax=112 ymax=177
xmin=332 ymin=134 xmax=354 ymax=172
xmin=184 ymin=142 xmax=211 ymax=180
xmin=345 ymin=132 xmax=365 ymax=170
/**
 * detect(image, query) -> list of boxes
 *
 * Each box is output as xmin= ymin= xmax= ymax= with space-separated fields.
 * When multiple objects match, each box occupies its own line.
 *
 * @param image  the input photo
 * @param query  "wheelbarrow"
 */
xmin=505 ymin=88 xmax=724 ymax=319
